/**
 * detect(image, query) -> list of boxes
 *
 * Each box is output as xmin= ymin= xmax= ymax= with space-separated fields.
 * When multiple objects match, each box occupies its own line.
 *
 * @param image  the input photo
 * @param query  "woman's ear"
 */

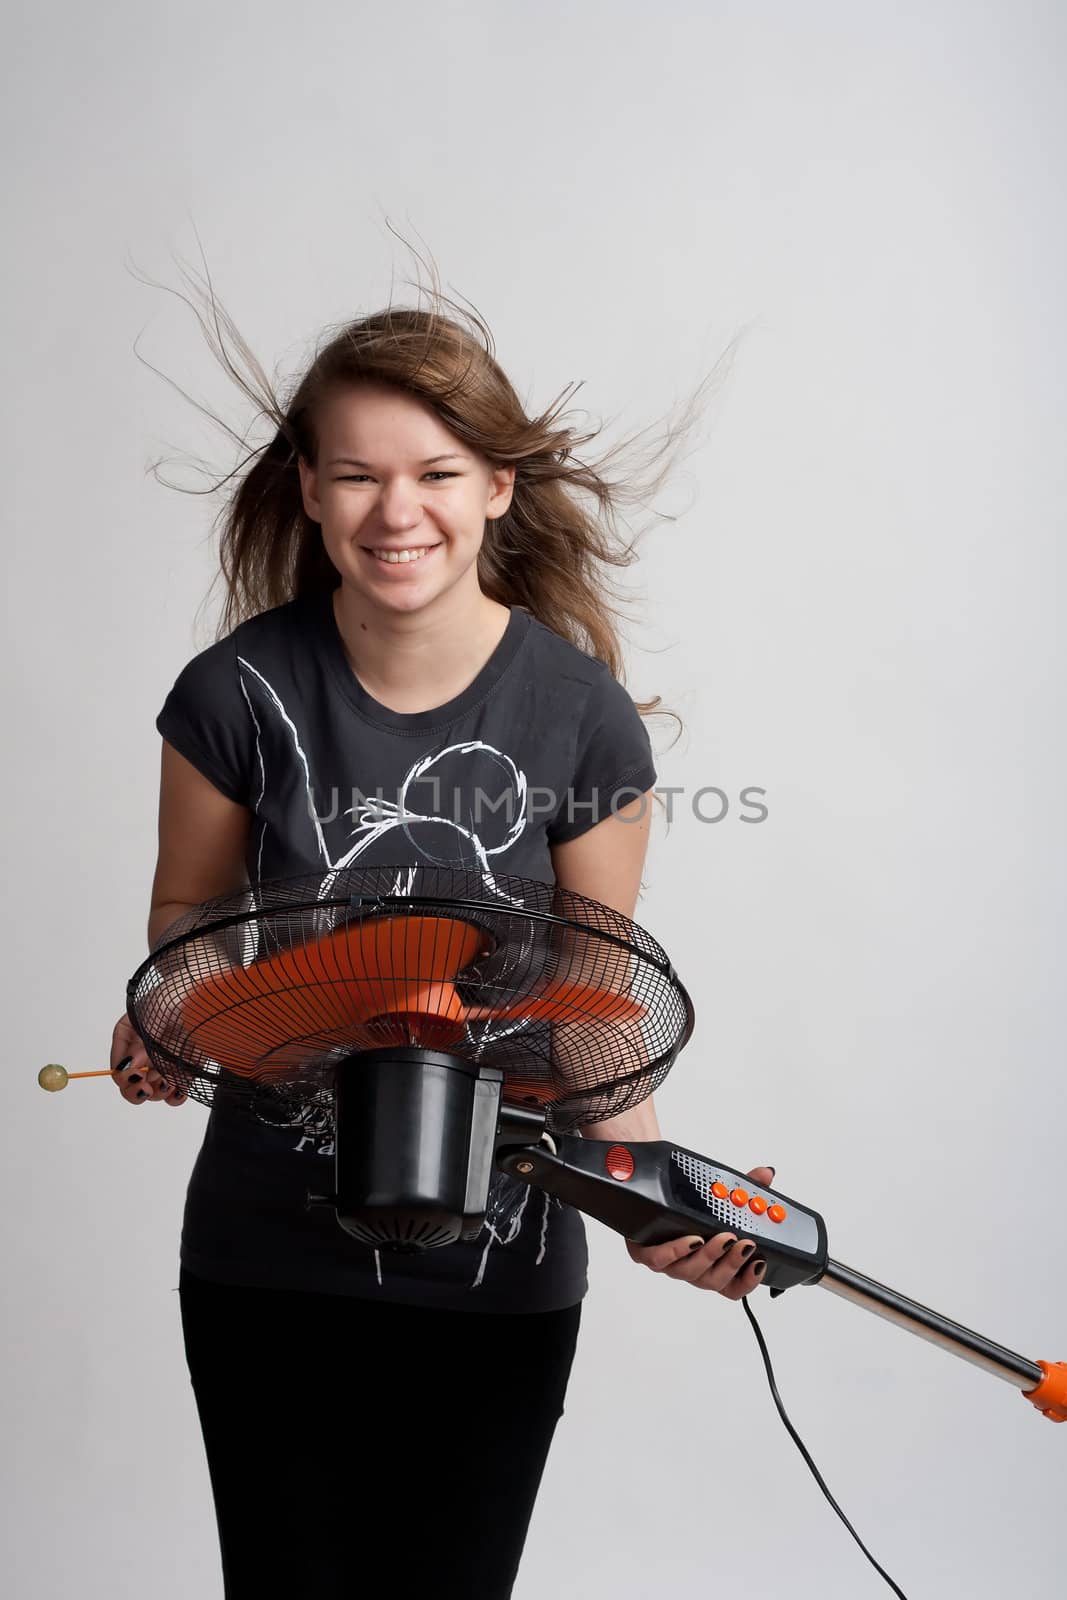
xmin=486 ymin=464 xmax=516 ymax=522
xmin=297 ymin=454 xmax=322 ymax=524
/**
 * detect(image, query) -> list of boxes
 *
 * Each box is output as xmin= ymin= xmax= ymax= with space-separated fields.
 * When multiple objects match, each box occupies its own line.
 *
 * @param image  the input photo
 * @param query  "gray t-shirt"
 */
xmin=155 ymin=584 xmax=657 ymax=1312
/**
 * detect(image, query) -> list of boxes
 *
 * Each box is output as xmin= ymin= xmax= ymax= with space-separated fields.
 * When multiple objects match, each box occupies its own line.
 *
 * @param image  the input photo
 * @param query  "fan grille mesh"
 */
xmin=127 ymin=865 xmax=693 ymax=1134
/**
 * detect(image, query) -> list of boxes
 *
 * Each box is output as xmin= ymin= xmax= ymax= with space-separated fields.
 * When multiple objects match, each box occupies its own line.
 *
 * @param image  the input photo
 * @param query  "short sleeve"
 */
xmin=155 ymin=634 xmax=253 ymax=806
xmin=547 ymin=669 xmax=658 ymax=844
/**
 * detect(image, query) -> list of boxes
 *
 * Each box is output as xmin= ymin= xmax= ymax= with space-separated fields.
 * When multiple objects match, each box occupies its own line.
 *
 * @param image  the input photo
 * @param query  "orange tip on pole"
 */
xmin=1021 ymin=1360 xmax=1067 ymax=1423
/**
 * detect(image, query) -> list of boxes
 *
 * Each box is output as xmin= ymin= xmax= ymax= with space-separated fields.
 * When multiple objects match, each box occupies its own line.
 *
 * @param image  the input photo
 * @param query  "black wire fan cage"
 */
xmin=125 ymin=864 xmax=695 ymax=1249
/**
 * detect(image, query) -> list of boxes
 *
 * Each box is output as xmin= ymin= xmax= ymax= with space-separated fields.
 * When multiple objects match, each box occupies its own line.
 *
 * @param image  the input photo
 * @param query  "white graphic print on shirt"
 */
xmin=235 ymin=653 xmax=558 ymax=1287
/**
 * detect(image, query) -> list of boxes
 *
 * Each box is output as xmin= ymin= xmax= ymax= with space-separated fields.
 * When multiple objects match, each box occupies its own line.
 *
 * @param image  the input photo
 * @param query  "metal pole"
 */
xmin=819 ymin=1259 xmax=1043 ymax=1390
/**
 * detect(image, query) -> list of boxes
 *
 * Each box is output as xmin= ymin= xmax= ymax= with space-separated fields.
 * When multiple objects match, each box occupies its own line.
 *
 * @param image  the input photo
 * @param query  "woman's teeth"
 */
xmin=369 ymin=545 xmax=437 ymax=564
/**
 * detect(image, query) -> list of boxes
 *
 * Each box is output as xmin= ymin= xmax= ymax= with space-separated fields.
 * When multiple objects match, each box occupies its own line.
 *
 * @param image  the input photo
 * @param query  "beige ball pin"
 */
xmin=38 ymin=1064 xmax=120 ymax=1091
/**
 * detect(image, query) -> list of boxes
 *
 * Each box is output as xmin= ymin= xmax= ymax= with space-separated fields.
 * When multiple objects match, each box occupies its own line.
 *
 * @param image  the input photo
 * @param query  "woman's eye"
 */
xmin=336 ymin=472 xmax=457 ymax=483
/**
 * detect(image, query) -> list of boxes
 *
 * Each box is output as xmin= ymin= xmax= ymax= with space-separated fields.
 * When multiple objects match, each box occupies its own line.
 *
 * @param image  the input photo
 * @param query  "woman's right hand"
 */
xmin=109 ymin=1011 xmax=187 ymax=1106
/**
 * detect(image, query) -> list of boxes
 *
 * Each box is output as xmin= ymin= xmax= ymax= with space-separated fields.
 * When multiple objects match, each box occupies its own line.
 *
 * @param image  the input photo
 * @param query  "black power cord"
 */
xmin=741 ymin=1295 xmax=910 ymax=1599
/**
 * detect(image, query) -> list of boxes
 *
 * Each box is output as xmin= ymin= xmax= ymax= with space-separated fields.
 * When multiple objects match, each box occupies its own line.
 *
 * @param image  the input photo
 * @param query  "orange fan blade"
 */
xmin=466 ymin=978 xmax=646 ymax=1026
xmin=177 ymin=916 xmax=487 ymax=1078
xmin=189 ymin=981 xmax=475 ymax=1076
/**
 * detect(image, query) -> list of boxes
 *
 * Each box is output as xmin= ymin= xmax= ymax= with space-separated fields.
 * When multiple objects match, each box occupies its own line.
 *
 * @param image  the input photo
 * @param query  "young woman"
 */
xmin=109 ymin=278 xmax=773 ymax=1598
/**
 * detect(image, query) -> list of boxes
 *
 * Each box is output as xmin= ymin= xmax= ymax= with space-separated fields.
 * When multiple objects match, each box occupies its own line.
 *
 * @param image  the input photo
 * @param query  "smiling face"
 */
xmin=298 ymin=382 xmax=515 ymax=616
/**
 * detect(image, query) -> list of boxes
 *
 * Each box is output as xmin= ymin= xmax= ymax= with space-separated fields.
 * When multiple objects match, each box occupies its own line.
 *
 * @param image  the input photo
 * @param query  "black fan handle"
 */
xmin=497 ymin=1136 xmax=828 ymax=1294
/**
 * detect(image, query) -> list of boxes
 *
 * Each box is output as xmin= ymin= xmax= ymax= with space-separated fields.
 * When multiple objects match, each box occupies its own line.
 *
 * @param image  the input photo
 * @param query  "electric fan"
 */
xmin=38 ymin=864 xmax=1063 ymax=1592
xmin=102 ymin=864 xmax=1062 ymax=1424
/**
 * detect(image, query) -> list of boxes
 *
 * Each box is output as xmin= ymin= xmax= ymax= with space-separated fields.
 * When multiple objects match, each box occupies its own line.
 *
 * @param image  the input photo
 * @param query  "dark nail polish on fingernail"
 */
xmin=688 ymin=1238 xmax=705 ymax=1252
xmin=115 ymin=1056 xmax=132 ymax=1072
xmin=753 ymin=1261 xmax=766 ymax=1275
xmin=135 ymin=1089 xmax=147 ymax=1100
xmin=720 ymin=1240 xmax=736 ymax=1254
xmin=128 ymin=1074 xmax=142 ymax=1084
xmin=740 ymin=1241 xmax=755 ymax=1256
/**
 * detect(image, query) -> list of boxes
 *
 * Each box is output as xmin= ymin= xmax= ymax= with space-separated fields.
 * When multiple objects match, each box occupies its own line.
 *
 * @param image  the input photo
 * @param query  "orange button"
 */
xmin=748 ymin=1195 xmax=767 ymax=1215
xmin=710 ymin=1181 xmax=729 ymax=1200
xmin=730 ymin=1188 xmax=749 ymax=1208
xmin=767 ymin=1204 xmax=787 ymax=1224
xmin=605 ymin=1144 xmax=635 ymax=1182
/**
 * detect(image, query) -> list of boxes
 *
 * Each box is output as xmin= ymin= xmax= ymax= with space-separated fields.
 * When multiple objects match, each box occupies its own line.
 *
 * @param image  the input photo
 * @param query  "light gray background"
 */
xmin=5 ymin=2 xmax=1064 ymax=1595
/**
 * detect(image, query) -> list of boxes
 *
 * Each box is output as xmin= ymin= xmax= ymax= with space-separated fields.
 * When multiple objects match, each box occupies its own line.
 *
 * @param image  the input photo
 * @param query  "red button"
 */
xmin=605 ymin=1144 xmax=635 ymax=1182
xmin=767 ymin=1204 xmax=787 ymax=1224
xmin=730 ymin=1188 xmax=749 ymax=1208
xmin=748 ymin=1195 xmax=767 ymax=1215
xmin=710 ymin=1181 xmax=729 ymax=1200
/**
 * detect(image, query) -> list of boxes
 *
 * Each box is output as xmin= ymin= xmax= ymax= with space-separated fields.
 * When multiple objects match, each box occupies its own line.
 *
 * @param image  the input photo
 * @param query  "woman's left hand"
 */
xmin=625 ymin=1165 xmax=776 ymax=1299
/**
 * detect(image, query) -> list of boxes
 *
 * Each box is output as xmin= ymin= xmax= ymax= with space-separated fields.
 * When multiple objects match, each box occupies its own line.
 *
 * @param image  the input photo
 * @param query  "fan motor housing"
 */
xmin=331 ymin=1047 xmax=504 ymax=1251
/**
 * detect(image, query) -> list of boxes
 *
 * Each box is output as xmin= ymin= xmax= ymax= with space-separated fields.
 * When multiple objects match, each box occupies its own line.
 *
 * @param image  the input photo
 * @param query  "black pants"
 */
xmin=179 ymin=1266 xmax=582 ymax=1599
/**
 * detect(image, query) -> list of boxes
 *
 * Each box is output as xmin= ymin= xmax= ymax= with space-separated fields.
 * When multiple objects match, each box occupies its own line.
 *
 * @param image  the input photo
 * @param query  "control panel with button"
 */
xmin=497 ymin=1135 xmax=828 ymax=1295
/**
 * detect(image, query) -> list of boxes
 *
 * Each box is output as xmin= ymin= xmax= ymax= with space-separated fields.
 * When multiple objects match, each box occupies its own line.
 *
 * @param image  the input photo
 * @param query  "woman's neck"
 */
xmin=331 ymin=582 xmax=512 ymax=715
